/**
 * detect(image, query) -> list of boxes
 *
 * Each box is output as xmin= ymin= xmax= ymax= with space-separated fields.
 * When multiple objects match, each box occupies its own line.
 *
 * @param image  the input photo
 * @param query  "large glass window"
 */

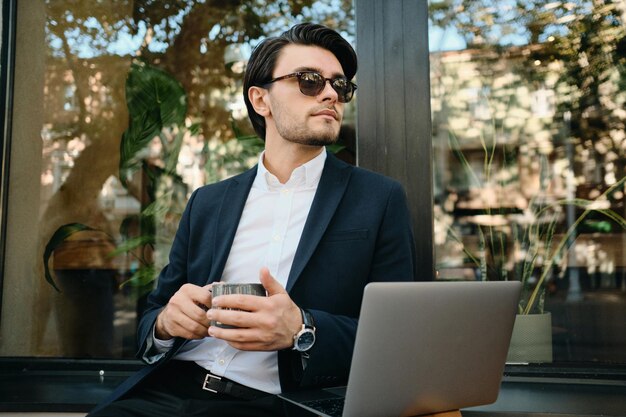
xmin=0 ymin=0 xmax=355 ymax=359
xmin=430 ymin=0 xmax=626 ymax=365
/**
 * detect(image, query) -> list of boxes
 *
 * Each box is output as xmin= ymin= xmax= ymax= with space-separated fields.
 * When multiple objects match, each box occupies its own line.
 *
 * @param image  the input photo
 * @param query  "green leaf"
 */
xmin=107 ymin=235 xmax=156 ymax=258
xmin=163 ymin=129 xmax=185 ymax=174
xmin=126 ymin=61 xmax=187 ymax=129
xmin=119 ymin=109 xmax=160 ymax=175
xmin=119 ymin=265 xmax=157 ymax=297
xmin=119 ymin=60 xmax=187 ymax=184
xmin=141 ymin=197 xmax=171 ymax=218
xmin=43 ymin=223 xmax=96 ymax=292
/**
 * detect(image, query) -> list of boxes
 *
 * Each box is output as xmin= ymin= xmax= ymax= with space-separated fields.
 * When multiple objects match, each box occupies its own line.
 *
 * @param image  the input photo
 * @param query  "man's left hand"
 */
xmin=206 ymin=267 xmax=303 ymax=351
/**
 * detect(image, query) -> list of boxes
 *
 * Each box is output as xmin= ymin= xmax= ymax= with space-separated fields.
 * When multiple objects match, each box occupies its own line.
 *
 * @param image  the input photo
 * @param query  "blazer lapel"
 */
xmin=207 ymin=167 xmax=256 ymax=284
xmin=286 ymin=153 xmax=352 ymax=292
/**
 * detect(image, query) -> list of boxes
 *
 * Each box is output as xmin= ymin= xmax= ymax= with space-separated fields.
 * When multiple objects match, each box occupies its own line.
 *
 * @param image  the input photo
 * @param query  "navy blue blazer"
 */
xmin=93 ymin=152 xmax=416 ymax=410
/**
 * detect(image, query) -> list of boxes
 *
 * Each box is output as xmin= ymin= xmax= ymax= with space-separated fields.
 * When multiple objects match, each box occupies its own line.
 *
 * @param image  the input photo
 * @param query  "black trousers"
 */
xmin=87 ymin=361 xmax=301 ymax=417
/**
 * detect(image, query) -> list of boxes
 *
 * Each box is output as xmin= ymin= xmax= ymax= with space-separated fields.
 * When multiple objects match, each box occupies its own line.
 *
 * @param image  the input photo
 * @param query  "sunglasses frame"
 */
xmin=263 ymin=71 xmax=357 ymax=103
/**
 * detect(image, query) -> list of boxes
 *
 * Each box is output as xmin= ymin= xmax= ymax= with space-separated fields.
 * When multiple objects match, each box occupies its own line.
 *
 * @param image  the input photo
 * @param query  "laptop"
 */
xmin=279 ymin=280 xmax=522 ymax=417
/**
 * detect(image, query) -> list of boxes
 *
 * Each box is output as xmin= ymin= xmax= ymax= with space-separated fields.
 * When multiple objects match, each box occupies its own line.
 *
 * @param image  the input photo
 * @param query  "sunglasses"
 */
xmin=264 ymin=71 xmax=357 ymax=103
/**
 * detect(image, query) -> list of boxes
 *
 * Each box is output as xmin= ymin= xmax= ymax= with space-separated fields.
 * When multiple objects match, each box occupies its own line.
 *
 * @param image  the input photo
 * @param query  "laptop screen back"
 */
xmin=342 ymin=281 xmax=521 ymax=417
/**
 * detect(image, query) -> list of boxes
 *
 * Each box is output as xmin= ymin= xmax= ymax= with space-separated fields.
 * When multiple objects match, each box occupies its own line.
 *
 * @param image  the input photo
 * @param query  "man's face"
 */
xmin=264 ymin=44 xmax=345 ymax=147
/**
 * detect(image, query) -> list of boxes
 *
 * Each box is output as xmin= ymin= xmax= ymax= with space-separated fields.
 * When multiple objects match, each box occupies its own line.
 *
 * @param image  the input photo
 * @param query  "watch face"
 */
xmin=296 ymin=329 xmax=315 ymax=351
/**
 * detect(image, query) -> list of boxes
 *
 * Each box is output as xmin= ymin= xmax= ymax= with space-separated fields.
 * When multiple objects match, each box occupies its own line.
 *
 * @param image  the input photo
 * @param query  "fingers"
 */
xmin=208 ymin=305 xmax=274 ymax=330
xmin=158 ymin=306 xmax=209 ymax=340
xmin=211 ymin=293 xmax=265 ymax=312
xmin=156 ymin=283 xmax=212 ymax=340
xmin=207 ymin=315 xmax=280 ymax=351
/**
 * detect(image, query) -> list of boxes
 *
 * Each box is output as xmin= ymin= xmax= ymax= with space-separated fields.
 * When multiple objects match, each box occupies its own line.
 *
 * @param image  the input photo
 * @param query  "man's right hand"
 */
xmin=155 ymin=283 xmax=213 ymax=340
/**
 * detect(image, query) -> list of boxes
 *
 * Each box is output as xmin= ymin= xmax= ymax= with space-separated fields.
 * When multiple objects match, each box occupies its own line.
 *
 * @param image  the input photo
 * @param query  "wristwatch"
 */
xmin=292 ymin=308 xmax=316 ymax=352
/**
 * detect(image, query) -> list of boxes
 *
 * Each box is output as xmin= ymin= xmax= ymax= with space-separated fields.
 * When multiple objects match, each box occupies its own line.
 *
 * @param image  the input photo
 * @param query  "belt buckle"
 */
xmin=202 ymin=373 xmax=222 ymax=393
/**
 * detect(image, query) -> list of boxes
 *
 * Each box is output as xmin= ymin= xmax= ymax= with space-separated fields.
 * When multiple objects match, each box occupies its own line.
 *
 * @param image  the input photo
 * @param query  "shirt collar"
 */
xmin=254 ymin=149 xmax=327 ymax=191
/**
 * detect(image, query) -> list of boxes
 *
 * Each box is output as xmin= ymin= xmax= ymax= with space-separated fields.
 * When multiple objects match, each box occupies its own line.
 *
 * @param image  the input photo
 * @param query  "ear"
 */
xmin=248 ymin=86 xmax=271 ymax=117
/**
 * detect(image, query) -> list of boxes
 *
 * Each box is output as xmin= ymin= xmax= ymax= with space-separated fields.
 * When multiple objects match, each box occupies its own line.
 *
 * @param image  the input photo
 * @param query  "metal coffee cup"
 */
xmin=210 ymin=283 xmax=266 ymax=328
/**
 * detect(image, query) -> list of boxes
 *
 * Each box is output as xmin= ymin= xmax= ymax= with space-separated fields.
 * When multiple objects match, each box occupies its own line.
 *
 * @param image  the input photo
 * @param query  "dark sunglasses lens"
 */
xmin=331 ymin=78 xmax=353 ymax=103
xmin=297 ymin=72 xmax=325 ymax=96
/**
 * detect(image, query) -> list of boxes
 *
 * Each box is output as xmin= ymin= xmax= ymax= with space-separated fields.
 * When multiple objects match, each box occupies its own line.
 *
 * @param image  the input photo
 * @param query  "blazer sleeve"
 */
xmin=135 ymin=189 xmax=198 ymax=360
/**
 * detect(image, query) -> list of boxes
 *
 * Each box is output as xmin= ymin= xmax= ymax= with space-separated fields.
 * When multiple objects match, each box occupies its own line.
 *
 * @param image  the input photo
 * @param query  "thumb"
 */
xmin=259 ymin=267 xmax=286 ymax=296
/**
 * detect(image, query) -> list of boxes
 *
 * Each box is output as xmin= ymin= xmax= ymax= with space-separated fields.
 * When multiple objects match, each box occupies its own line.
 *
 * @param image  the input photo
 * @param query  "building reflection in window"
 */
xmin=430 ymin=0 xmax=626 ymax=364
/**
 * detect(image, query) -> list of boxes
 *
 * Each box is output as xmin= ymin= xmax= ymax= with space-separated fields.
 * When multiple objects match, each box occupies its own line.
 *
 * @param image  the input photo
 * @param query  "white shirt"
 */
xmin=153 ymin=149 xmax=326 ymax=394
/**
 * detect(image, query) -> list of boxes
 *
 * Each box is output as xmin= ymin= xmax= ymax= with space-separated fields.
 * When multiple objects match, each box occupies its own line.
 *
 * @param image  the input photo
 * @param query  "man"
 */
xmin=89 ymin=22 xmax=416 ymax=416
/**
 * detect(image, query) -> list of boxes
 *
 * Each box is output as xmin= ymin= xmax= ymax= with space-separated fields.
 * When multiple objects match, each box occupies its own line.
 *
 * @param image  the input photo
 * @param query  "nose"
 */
xmin=318 ymin=80 xmax=339 ymax=103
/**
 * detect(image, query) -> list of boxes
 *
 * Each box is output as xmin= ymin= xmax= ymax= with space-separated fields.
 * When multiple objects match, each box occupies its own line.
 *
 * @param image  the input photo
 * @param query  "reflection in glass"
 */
xmin=429 ymin=0 xmax=626 ymax=364
xmin=26 ymin=0 xmax=356 ymax=358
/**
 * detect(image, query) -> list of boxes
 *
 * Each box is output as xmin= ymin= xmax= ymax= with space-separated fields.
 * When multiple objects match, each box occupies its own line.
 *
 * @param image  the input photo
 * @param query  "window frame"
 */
xmin=0 ymin=0 xmax=17 ymax=316
xmin=0 ymin=0 xmax=625 ymax=413
xmin=357 ymin=0 xmax=434 ymax=278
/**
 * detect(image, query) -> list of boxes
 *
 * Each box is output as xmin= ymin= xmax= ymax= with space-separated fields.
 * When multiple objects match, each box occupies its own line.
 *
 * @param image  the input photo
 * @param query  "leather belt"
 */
xmin=200 ymin=372 xmax=269 ymax=400
xmin=175 ymin=361 xmax=270 ymax=401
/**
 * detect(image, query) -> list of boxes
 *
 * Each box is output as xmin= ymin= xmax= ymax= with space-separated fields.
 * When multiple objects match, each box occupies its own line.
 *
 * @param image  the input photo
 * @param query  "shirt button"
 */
xmin=273 ymin=234 xmax=281 ymax=242
xmin=218 ymin=359 xmax=225 ymax=365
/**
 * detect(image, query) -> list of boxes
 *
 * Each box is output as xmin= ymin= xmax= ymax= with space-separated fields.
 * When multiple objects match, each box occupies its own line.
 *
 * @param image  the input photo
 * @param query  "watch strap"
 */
xmin=300 ymin=308 xmax=315 ymax=329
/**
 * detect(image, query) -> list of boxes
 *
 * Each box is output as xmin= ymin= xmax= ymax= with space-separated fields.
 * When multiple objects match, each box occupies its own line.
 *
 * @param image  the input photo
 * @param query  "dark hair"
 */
xmin=243 ymin=23 xmax=357 ymax=140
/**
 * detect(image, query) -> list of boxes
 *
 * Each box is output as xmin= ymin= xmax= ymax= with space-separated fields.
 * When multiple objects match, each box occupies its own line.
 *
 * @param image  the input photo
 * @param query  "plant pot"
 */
xmin=52 ymin=231 xmax=119 ymax=357
xmin=506 ymin=312 xmax=553 ymax=363
xmin=54 ymin=269 xmax=116 ymax=357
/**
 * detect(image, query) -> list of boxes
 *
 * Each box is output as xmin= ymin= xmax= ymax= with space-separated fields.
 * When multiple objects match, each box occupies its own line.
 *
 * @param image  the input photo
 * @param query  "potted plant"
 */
xmin=44 ymin=60 xmax=189 ymax=291
xmin=441 ymin=130 xmax=626 ymax=363
xmin=39 ymin=61 xmax=192 ymax=356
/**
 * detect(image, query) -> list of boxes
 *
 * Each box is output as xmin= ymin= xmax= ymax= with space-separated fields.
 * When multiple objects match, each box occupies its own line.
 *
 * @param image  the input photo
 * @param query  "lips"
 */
xmin=312 ymin=109 xmax=338 ymax=120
